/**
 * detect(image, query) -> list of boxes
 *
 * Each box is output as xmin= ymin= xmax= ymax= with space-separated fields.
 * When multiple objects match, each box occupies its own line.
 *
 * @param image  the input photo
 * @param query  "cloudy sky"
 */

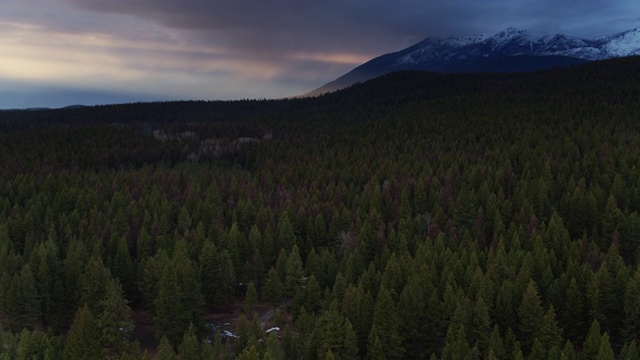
xmin=1 ymin=0 xmax=639 ymax=108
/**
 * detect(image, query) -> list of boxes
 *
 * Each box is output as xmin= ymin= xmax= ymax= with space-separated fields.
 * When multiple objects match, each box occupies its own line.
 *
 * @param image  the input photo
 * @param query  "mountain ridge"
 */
xmin=303 ymin=27 xmax=640 ymax=97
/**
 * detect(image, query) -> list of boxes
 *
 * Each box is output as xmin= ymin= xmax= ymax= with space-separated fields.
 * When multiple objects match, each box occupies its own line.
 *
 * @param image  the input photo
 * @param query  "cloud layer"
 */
xmin=1 ymin=0 xmax=639 ymax=108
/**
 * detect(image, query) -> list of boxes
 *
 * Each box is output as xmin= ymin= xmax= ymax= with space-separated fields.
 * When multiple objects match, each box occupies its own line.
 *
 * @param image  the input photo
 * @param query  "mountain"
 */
xmin=303 ymin=27 xmax=640 ymax=96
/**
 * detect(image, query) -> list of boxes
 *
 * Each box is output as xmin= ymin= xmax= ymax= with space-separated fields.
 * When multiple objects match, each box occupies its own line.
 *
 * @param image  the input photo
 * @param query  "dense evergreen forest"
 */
xmin=2 ymin=57 xmax=640 ymax=359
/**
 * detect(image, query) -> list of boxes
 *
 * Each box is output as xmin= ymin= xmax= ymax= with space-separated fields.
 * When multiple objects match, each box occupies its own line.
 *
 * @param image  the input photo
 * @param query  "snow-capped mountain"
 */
xmin=303 ymin=27 xmax=640 ymax=97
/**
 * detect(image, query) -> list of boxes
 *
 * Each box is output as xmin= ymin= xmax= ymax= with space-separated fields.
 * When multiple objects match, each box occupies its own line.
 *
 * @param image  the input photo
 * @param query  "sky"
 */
xmin=1 ymin=0 xmax=639 ymax=109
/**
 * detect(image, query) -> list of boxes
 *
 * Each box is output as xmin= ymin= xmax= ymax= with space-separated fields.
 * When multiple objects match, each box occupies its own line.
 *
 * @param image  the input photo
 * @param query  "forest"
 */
xmin=1 ymin=56 xmax=640 ymax=359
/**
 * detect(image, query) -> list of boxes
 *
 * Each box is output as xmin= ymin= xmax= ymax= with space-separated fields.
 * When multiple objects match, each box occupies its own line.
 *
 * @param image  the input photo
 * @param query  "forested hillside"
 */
xmin=1 ymin=57 xmax=640 ymax=359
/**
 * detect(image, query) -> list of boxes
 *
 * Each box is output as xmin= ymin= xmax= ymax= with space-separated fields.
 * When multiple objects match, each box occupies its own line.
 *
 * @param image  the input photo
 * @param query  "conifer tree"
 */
xmin=80 ymin=257 xmax=111 ymax=313
xmin=582 ymin=320 xmax=602 ymax=360
xmin=237 ymin=345 xmax=260 ymax=360
xmin=344 ymin=318 xmax=359 ymax=360
xmin=595 ymin=333 xmax=614 ymax=360
xmin=235 ymin=314 xmax=250 ymax=356
xmin=244 ymin=281 xmax=258 ymax=320
xmin=367 ymin=325 xmax=386 ymax=360
xmin=372 ymin=286 xmax=403 ymax=359
xmin=15 ymin=265 xmax=41 ymax=331
xmin=219 ymin=250 xmax=237 ymax=311
xmin=441 ymin=325 xmax=472 ymax=360
xmin=199 ymin=239 xmax=221 ymax=310
xmin=156 ymin=336 xmax=175 ymax=360
xmin=528 ymin=338 xmax=546 ymax=360
xmin=562 ymin=278 xmax=585 ymax=344
xmin=558 ymin=340 xmax=576 ymax=360
xmin=278 ymin=213 xmax=297 ymax=251
xmin=487 ymin=325 xmax=505 ymax=360
xmin=285 ymin=245 xmax=304 ymax=308
xmin=96 ymin=278 xmax=133 ymax=355
xmin=471 ymin=296 xmax=491 ymax=354
xmin=623 ymin=272 xmax=640 ymax=342
xmin=265 ymin=330 xmax=283 ymax=360
xmin=315 ymin=304 xmax=345 ymax=359
xmin=179 ymin=323 xmax=201 ymax=360
xmin=16 ymin=329 xmax=44 ymax=360
xmin=264 ymin=267 xmax=283 ymax=309
xmin=305 ymin=274 xmax=322 ymax=313
xmin=518 ymin=280 xmax=544 ymax=351
xmin=536 ymin=305 xmax=563 ymax=351
xmin=154 ymin=264 xmax=184 ymax=345
xmin=64 ymin=305 xmax=103 ymax=360
xmin=112 ymin=236 xmax=135 ymax=299
xmin=620 ymin=340 xmax=639 ymax=360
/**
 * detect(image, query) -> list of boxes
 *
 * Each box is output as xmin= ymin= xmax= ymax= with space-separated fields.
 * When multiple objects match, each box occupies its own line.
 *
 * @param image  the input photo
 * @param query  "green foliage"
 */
xmin=518 ymin=280 xmax=544 ymax=351
xmin=179 ymin=324 xmax=201 ymax=360
xmin=156 ymin=336 xmax=175 ymax=360
xmin=264 ymin=267 xmax=284 ymax=309
xmin=2 ymin=58 xmax=640 ymax=358
xmin=285 ymin=245 xmax=304 ymax=306
xmin=64 ymin=306 xmax=103 ymax=360
xmin=244 ymin=281 xmax=258 ymax=320
xmin=96 ymin=278 xmax=134 ymax=355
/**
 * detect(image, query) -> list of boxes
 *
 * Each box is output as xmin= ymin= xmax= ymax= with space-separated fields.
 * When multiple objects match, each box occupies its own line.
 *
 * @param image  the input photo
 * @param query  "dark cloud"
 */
xmin=2 ymin=0 xmax=639 ymax=107
xmin=66 ymin=0 xmax=640 ymax=53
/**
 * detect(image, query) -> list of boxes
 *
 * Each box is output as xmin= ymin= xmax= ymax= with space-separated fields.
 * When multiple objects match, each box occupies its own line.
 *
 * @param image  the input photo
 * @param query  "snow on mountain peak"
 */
xmin=603 ymin=28 xmax=640 ymax=56
xmin=392 ymin=27 xmax=639 ymax=68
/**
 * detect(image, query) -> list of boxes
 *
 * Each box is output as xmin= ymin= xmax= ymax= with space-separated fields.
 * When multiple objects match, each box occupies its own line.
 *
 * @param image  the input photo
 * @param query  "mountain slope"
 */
xmin=303 ymin=27 xmax=640 ymax=97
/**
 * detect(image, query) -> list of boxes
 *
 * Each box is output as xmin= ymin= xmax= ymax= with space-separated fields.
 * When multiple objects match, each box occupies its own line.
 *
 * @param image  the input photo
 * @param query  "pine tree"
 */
xmin=112 ymin=236 xmax=135 ymax=299
xmin=16 ymin=329 xmax=44 ymax=360
xmin=441 ymin=325 xmax=472 ymax=360
xmin=623 ymin=272 xmax=640 ymax=342
xmin=595 ymin=333 xmax=614 ymax=360
xmin=487 ymin=325 xmax=505 ymax=360
xmin=367 ymin=325 xmax=386 ymax=360
xmin=582 ymin=320 xmax=602 ymax=360
xmin=244 ymin=281 xmax=258 ymax=320
xmin=179 ymin=323 xmax=201 ymax=360
xmin=199 ymin=239 xmax=222 ymax=310
xmin=471 ymin=296 xmax=491 ymax=354
xmin=536 ymin=305 xmax=563 ymax=351
xmin=528 ymin=338 xmax=546 ymax=360
xmin=264 ymin=267 xmax=283 ymax=309
xmin=154 ymin=264 xmax=184 ymax=345
xmin=17 ymin=265 xmax=41 ymax=331
xmin=562 ymin=277 xmax=585 ymax=344
xmin=219 ymin=250 xmax=237 ymax=311
xmin=227 ymin=222 xmax=243 ymax=276
xmin=80 ymin=257 xmax=111 ymax=313
xmin=235 ymin=314 xmax=250 ymax=356
xmin=547 ymin=345 xmax=562 ymax=360
xmin=285 ymin=245 xmax=304 ymax=308
xmin=265 ymin=330 xmax=283 ymax=360
xmin=620 ymin=340 xmax=639 ymax=360
xmin=305 ymin=274 xmax=322 ymax=313
xmin=315 ymin=305 xmax=345 ymax=359
xmin=278 ymin=213 xmax=297 ymax=251
xmin=237 ymin=345 xmax=260 ymax=360
xmin=156 ymin=336 xmax=175 ymax=360
xmin=64 ymin=305 xmax=103 ymax=360
xmin=96 ymin=278 xmax=134 ymax=356
xmin=518 ymin=280 xmax=544 ymax=351
xmin=344 ymin=318 xmax=359 ymax=360
xmin=372 ymin=286 xmax=403 ymax=359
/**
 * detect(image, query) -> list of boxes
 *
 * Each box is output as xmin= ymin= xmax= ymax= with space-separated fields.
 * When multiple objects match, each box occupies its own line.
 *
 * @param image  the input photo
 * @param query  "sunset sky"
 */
xmin=1 ymin=0 xmax=639 ymax=108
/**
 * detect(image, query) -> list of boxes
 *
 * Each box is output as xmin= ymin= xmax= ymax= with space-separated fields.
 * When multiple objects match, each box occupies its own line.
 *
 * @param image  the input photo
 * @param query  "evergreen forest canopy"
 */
xmin=1 ymin=57 xmax=640 ymax=359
